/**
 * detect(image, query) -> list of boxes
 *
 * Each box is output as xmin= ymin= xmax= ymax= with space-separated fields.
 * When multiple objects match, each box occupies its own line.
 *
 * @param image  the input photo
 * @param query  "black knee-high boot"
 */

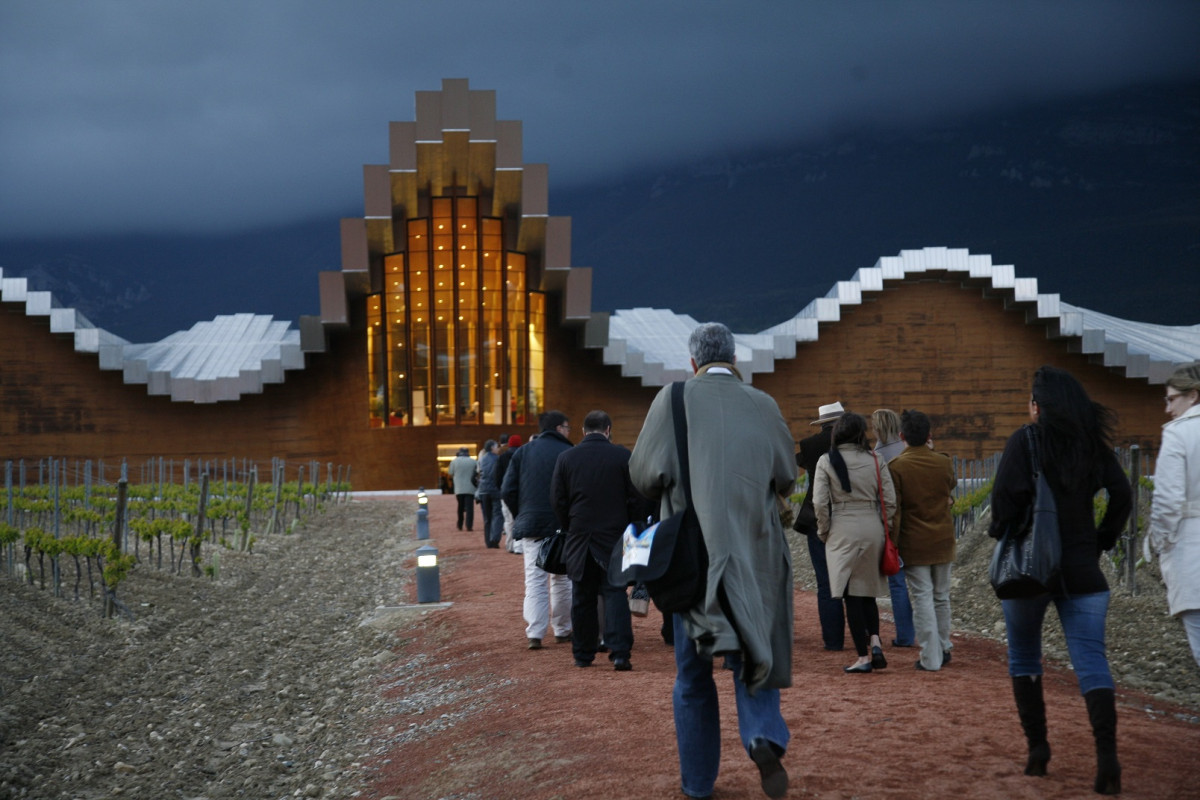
xmin=1011 ymin=676 xmax=1050 ymax=776
xmin=1084 ymin=688 xmax=1121 ymax=795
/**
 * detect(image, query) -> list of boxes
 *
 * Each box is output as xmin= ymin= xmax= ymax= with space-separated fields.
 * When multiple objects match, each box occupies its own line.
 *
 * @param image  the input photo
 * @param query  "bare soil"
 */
xmin=2 ymin=493 xmax=1198 ymax=800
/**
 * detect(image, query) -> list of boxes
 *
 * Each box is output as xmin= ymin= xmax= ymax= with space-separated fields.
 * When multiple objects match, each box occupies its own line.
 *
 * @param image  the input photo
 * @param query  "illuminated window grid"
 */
xmin=366 ymin=196 xmax=544 ymax=427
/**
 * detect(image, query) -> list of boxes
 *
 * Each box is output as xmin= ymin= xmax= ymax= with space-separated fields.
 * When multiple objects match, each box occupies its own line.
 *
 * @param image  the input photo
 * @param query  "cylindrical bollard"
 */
xmin=416 ymin=506 xmax=430 ymax=540
xmin=416 ymin=544 xmax=440 ymax=603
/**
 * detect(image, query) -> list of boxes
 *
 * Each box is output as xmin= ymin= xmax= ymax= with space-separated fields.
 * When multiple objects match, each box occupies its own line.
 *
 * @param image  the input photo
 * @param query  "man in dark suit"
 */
xmin=552 ymin=409 xmax=644 ymax=671
xmin=795 ymin=401 xmax=848 ymax=651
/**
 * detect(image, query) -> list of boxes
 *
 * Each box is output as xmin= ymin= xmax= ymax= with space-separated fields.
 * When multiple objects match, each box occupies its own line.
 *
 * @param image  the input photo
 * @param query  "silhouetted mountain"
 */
xmin=0 ymin=80 xmax=1195 ymax=342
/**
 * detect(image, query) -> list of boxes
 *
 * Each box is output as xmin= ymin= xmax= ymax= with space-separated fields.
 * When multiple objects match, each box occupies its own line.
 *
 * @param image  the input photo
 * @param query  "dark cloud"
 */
xmin=1 ymin=0 xmax=1198 ymax=236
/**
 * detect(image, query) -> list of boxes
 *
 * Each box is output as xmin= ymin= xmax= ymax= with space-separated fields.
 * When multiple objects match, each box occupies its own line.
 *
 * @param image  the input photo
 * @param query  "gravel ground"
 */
xmin=1 ymin=497 xmax=1197 ymax=800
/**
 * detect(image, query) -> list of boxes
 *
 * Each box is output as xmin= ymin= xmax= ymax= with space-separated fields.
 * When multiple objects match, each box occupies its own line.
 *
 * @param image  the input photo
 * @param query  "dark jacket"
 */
xmin=502 ymin=430 xmax=572 ymax=541
xmin=794 ymin=425 xmax=833 ymax=535
xmin=477 ymin=450 xmax=500 ymax=493
xmin=495 ymin=446 xmax=517 ymax=488
xmin=551 ymin=432 xmax=645 ymax=583
xmin=988 ymin=424 xmax=1132 ymax=595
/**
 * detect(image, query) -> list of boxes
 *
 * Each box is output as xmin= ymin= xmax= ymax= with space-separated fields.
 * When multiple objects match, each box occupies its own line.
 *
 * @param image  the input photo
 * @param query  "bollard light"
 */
xmin=417 ymin=486 xmax=428 ymax=507
xmin=415 ymin=544 xmax=440 ymax=603
xmin=416 ymin=506 xmax=430 ymax=540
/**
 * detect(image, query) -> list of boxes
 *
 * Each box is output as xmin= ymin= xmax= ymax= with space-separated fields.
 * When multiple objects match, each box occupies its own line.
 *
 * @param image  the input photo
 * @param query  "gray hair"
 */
xmin=688 ymin=322 xmax=735 ymax=368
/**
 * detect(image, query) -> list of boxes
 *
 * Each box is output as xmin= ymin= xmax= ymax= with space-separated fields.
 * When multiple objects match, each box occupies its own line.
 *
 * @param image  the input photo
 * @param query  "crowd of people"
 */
xmin=459 ymin=323 xmax=1199 ymax=800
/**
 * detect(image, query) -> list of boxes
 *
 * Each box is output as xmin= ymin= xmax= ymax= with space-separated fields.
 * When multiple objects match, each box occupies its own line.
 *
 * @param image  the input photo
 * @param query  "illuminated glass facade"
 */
xmin=367 ymin=196 xmax=545 ymax=427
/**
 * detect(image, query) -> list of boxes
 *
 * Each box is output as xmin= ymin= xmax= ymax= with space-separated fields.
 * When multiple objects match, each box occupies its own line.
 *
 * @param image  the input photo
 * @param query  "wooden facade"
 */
xmin=0 ymin=274 xmax=1168 ymax=491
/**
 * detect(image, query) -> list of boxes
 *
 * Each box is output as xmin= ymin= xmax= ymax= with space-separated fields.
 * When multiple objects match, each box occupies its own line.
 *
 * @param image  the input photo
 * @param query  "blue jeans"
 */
xmin=806 ymin=534 xmax=845 ymax=649
xmin=888 ymin=568 xmax=915 ymax=645
xmin=1002 ymin=591 xmax=1114 ymax=695
xmin=672 ymin=615 xmax=789 ymax=798
xmin=478 ymin=492 xmax=502 ymax=546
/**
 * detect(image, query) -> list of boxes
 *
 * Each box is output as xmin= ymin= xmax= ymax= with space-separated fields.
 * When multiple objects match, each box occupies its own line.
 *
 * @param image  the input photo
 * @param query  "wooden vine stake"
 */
xmin=104 ymin=477 xmax=129 ymax=619
xmin=238 ymin=468 xmax=256 ymax=552
xmin=191 ymin=473 xmax=209 ymax=577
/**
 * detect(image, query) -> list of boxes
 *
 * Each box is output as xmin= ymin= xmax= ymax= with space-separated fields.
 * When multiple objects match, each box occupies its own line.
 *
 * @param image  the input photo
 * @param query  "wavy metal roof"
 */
xmin=590 ymin=247 xmax=1200 ymax=387
xmin=3 ymin=246 xmax=1197 ymax=402
xmin=1 ymin=268 xmax=304 ymax=403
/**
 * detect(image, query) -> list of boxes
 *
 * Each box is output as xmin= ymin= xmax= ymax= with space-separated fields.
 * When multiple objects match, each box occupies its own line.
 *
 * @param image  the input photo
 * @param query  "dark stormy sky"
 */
xmin=2 ymin=0 xmax=1198 ymax=239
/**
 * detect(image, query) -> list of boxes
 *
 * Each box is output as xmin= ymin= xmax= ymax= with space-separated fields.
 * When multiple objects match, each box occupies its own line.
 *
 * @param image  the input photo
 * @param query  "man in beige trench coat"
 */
xmin=630 ymin=322 xmax=797 ymax=800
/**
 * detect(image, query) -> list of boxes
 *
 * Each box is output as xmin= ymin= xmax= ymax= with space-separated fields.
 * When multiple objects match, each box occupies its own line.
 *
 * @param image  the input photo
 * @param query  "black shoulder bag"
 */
xmin=988 ymin=426 xmax=1061 ymax=599
xmin=608 ymin=381 xmax=709 ymax=612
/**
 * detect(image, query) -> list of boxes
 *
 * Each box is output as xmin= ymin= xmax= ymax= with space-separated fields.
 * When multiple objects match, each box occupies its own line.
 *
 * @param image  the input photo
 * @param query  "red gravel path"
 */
xmin=364 ymin=494 xmax=1200 ymax=800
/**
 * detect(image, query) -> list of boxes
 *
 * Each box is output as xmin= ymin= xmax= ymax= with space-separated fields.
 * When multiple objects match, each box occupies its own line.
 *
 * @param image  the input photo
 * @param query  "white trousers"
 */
xmin=1181 ymin=609 xmax=1200 ymax=668
xmin=906 ymin=562 xmax=954 ymax=670
xmin=521 ymin=538 xmax=572 ymax=640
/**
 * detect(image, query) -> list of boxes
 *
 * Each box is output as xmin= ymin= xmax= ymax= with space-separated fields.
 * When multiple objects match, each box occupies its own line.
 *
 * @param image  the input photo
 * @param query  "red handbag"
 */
xmin=874 ymin=453 xmax=902 ymax=576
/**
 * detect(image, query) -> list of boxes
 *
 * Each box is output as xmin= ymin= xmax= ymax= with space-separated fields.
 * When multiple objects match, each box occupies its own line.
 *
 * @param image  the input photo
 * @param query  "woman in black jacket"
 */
xmin=989 ymin=366 xmax=1132 ymax=794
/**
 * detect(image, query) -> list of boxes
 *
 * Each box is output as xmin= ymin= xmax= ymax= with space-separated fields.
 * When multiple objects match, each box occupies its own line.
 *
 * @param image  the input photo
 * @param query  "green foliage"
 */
xmin=951 ymin=479 xmax=994 ymax=517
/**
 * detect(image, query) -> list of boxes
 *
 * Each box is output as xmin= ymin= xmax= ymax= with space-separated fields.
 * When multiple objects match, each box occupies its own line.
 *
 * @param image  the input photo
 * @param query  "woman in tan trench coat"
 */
xmin=815 ymin=412 xmax=898 ymax=673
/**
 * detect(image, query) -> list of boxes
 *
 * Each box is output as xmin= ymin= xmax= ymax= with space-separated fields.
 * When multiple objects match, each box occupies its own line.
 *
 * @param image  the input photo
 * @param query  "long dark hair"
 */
xmin=1031 ymin=365 xmax=1117 ymax=492
xmin=828 ymin=412 xmax=870 ymax=492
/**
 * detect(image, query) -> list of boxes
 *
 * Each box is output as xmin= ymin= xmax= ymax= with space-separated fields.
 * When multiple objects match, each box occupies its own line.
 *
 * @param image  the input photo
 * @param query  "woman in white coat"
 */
xmin=815 ymin=412 xmax=897 ymax=673
xmin=1149 ymin=362 xmax=1200 ymax=667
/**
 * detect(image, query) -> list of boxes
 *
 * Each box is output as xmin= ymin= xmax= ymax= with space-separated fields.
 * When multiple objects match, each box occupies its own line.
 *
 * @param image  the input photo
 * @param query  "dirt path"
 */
xmin=365 ymin=494 xmax=1200 ymax=800
xmin=3 ymin=493 xmax=1197 ymax=800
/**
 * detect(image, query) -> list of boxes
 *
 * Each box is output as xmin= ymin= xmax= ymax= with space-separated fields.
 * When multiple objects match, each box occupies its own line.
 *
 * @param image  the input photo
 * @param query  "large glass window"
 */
xmin=367 ymin=197 xmax=545 ymax=427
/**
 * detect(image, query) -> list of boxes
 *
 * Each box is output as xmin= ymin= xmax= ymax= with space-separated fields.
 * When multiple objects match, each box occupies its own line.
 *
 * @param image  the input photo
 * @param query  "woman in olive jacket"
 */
xmin=988 ymin=366 xmax=1131 ymax=794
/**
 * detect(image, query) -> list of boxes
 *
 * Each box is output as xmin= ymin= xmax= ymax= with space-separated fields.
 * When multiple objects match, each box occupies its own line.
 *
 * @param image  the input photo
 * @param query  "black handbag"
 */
xmin=535 ymin=529 xmax=568 ymax=575
xmin=989 ymin=426 xmax=1061 ymax=599
xmin=608 ymin=381 xmax=708 ymax=613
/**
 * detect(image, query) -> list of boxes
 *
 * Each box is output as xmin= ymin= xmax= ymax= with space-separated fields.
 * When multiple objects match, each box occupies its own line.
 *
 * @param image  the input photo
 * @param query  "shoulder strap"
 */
xmin=872 ymin=452 xmax=890 ymax=537
xmin=1023 ymin=425 xmax=1042 ymax=480
xmin=671 ymin=381 xmax=693 ymax=507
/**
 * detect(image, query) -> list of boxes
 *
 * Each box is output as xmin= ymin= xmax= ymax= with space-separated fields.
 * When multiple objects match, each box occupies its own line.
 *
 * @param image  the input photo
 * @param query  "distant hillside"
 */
xmin=0 ymin=80 xmax=1195 ymax=343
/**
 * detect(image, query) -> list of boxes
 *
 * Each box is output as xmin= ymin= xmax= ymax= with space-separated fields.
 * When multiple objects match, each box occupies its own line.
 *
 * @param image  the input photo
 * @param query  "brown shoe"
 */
xmin=554 ymin=634 xmax=572 ymax=644
xmin=527 ymin=638 xmax=542 ymax=650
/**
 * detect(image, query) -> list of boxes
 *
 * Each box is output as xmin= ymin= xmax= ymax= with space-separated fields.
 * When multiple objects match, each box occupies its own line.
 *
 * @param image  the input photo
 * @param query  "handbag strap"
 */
xmin=872 ymin=452 xmax=890 ymax=539
xmin=1023 ymin=425 xmax=1042 ymax=480
xmin=670 ymin=381 xmax=694 ymax=508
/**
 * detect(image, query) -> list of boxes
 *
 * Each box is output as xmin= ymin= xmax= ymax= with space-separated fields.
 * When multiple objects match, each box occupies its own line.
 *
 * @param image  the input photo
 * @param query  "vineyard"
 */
xmin=1 ymin=458 xmax=351 ymax=618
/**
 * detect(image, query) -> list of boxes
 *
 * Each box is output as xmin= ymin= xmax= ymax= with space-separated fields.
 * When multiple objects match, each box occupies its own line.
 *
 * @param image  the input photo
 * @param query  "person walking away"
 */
xmin=1147 ymin=362 xmax=1200 ymax=667
xmin=630 ymin=322 xmax=796 ymax=800
xmin=552 ymin=410 xmax=644 ymax=671
xmin=497 ymin=435 xmax=523 ymax=552
xmin=886 ymin=410 xmax=957 ymax=671
xmin=871 ymin=408 xmax=916 ymax=649
xmin=502 ymin=412 xmax=574 ymax=649
xmin=989 ymin=365 xmax=1131 ymax=794
xmin=814 ymin=412 xmax=897 ymax=674
xmin=448 ymin=448 xmax=477 ymax=531
xmin=795 ymin=401 xmax=848 ymax=651
xmin=477 ymin=440 xmax=503 ymax=548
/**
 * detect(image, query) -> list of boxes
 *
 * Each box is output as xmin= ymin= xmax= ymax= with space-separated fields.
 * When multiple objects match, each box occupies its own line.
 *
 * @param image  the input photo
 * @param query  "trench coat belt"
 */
xmin=1183 ymin=500 xmax=1200 ymax=519
xmin=830 ymin=500 xmax=878 ymax=511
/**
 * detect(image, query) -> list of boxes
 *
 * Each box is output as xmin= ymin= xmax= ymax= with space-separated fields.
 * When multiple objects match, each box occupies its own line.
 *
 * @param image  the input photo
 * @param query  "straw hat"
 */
xmin=810 ymin=401 xmax=846 ymax=426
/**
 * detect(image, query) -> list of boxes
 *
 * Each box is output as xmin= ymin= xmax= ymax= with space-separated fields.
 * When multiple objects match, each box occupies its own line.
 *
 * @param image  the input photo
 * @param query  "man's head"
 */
xmin=583 ymin=410 xmax=612 ymax=437
xmin=900 ymin=409 xmax=932 ymax=447
xmin=483 ymin=438 xmax=498 ymax=454
xmin=539 ymin=410 xmax=570 ymax=437
xmin=688 ymin=322 xmax=736 ymax=370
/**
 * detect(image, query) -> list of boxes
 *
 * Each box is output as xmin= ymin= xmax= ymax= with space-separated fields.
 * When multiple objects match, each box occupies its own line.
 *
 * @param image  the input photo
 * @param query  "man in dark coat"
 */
xmin=795 ymin=401 xmax=848 ymax=651
xmin=552 ymin=410 xmax=644 ymax=671
xmin=502 ymin=411 xmax=573 ymax=649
